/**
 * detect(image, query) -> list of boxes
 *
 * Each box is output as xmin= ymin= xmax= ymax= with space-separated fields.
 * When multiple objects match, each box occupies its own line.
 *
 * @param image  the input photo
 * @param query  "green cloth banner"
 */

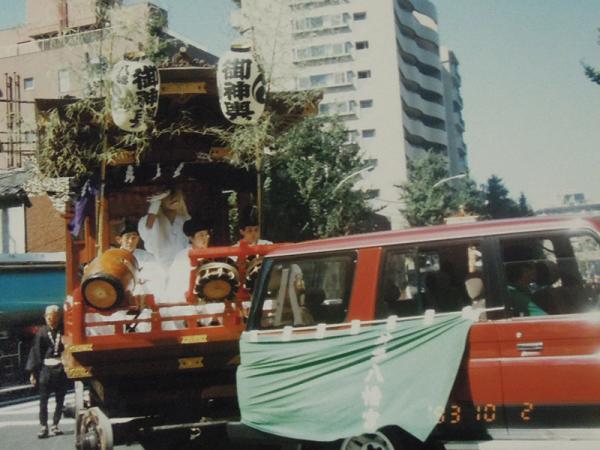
xmin=237 ymin=313 xmax=473 ymax=443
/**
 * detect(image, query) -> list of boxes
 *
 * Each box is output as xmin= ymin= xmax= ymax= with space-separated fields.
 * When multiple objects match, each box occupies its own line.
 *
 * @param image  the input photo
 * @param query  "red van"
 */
xmin=235 ymin=215 xmax=600 ymax=449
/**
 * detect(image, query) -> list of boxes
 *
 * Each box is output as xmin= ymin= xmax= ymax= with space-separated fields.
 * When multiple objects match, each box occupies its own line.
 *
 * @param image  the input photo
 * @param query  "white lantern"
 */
xmin=110 ymin=57 xmax=160 ymax=132
xmin=217 ymin=43 xmax=266 ymax=125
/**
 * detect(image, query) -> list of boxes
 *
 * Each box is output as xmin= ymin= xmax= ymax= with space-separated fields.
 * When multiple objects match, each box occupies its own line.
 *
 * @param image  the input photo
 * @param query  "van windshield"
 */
xmin=249 ymin=252 xmax=356 ymax=329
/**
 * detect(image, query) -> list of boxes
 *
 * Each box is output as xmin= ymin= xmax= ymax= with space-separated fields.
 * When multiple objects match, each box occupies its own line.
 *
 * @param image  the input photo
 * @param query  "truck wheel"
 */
xmin=77 ymin=407 xmax=113 ymax=450
xmin=340 ymin=427 xmax=421 ymax=450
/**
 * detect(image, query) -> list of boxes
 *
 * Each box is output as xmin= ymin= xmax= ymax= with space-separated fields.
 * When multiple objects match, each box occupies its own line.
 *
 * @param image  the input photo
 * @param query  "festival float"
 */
xmin=33 ymin=53 xmax=291 ymax=449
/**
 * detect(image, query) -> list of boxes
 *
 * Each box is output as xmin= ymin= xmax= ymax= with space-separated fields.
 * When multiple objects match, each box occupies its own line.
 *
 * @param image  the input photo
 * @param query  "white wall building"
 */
xmin=232 ymin=0 xmax=468 ymax=228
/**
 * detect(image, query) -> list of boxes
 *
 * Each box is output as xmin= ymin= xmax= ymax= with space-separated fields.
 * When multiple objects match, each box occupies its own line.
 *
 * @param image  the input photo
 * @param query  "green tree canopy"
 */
xmin=517 ymin=191 xmax=534 ymax=216
xmin=484 ymin=175 xmax=521 ymax=219
xmin=264 ymin=115 xmax=374 ymax=241
xmin=397 ymin=153 xmax=485 ymax=226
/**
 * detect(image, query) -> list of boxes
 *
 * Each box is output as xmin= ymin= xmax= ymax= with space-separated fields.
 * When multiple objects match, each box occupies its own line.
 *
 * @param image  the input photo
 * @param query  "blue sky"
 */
xmin=2 ymin=0 xmax=600 ymax=208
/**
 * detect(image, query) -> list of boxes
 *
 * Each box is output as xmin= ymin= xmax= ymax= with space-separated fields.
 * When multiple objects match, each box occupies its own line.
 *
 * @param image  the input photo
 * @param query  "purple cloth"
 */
xmin=68 ymin=180 xmax=97 ymax=237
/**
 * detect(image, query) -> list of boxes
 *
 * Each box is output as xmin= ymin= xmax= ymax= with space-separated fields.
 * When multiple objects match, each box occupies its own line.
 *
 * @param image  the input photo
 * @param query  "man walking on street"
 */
xmin=26 ymin=305 xmax=69 ymax=438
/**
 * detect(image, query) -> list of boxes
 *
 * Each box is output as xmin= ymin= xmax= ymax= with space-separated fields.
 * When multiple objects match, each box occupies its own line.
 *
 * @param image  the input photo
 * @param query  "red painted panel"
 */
xmin=497 ymin=314 xmax=600 ymax=405
xmin=452 ymin=322 xmax=504 ymax=404
xmin=347 ymin=247 xmax=381 ymax=321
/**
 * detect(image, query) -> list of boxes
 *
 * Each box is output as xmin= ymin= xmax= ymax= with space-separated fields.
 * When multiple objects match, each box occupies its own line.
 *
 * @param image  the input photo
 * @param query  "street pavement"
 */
xmin=0 ymin=393 xmax=142 ymax=450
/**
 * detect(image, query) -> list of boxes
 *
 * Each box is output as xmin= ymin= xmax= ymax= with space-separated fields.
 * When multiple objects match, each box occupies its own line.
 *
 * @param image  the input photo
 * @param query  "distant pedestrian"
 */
xmin=26 ymin=305 xmax=69 ymax=438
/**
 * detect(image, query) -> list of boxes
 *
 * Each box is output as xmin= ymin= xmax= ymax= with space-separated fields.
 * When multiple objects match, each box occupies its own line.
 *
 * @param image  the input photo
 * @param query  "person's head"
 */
xmin=506 ymin=261 xmax=535 ymax=288
xmin=116 ymin=221 xmax=140 ymax=252
xmin=240 ymin=225 xmax=260 ymax=245
xmin=239 ymin=208 xmax=260 ymax=244
xmin=44 ymin=305 xmax=60 ymax=330
xmin=183 ymin=217 xmax=212 ymax=249
xmin=160 ymin=189 xmax=189 ymax=218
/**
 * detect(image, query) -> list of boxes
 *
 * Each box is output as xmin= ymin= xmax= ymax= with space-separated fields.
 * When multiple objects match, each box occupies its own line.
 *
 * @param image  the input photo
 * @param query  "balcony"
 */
xmin=296 ymin=71 xmax=355 ymax=90
xmin=319 ymin=100 xmax=358 ymax=118
xmin=394 ymin=7 xmax=439 ymax=50
xmin=292 ymin=13 xmax=351 ymax=35
xmin=401 ymin=89 xmax=446 ymax=121
xmin=402 ymin=113 xmax=448 ymax=147
xmin=293 ymin=42 xmax=353 ymax=63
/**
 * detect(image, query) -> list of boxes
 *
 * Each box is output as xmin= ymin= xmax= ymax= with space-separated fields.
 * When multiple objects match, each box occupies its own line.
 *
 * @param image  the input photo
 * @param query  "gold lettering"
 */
xmin=67 ymin=343 xmax=94 ymax=352
xmin=178 ymin=357 xmax=204 ymax=369
xmin=180 ymin=335 xmax=208 ymax=344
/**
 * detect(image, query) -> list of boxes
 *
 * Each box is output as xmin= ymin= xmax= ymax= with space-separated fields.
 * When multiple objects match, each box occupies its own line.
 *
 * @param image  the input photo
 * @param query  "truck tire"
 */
xmin=340 ymin=427 xmax=424 ymax=450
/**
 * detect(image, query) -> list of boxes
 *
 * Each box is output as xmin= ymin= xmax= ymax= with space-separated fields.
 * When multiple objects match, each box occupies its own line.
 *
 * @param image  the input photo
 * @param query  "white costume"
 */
xmin=132 ymin=248 xmax=165 ymax=299
xmin=137 ymin=214 xmax=188 ymax=271
xmin=162 ymin=246 xmax=193 ymax=303
xmin=161 ymin=246 xmax=227 ymax=329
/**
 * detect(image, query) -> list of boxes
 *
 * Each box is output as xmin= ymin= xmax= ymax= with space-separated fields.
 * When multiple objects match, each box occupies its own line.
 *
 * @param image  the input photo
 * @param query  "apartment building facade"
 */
xmin=232 ymin=0 xmax=468 ymax=228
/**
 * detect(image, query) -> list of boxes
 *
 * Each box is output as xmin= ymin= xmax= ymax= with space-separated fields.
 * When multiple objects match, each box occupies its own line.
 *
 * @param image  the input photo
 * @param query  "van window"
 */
xmin=500 ymin=232 xmax=600 ymax=316
xmin=376 ymin=242 xmax=484 ymax=319
xmin=254 ymin=253 xmax=355 ymax=329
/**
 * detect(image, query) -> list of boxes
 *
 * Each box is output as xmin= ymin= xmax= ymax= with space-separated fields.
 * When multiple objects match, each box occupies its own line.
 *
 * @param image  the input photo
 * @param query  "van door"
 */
xmin=495 ymin=231 xmax=600 ymax=439
xmin=376 ymin=240 xmax=507 ymax=440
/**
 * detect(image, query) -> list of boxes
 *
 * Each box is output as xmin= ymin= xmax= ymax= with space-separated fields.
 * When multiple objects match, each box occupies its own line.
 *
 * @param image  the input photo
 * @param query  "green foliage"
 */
xmin=228 ymin=191 xmax=240 ymax=243
xmin=203 ymin=90 xmax=376 ymax=240
xmin=484 ymin=175 xmax=521 ymax=219
xmin=37 ymin=99 xmax=108 ymax=180
xmin=145 ymin=7 xmax=170 ymax=64
xmin=397 ymin=153 xmax=484 ymax=226
xmin=264 ymin=115 xmax=373 ymax=241
xmin=398 ymin=154 xmax=535 ymax=225
xmin=518 ymin=191 xmax=534 ymax=217
xmin=37 ymin=92 xmax=166 ymax=181
xmin=204 ymin=90 xmax=322 ymax=169
xmin=583 ymin=62 xmax=600 ymax=85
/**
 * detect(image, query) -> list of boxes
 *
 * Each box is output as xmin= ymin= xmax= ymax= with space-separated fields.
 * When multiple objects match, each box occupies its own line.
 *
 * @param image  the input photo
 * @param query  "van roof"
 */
xmin=269 ymin=215 xmax=600 ymax=257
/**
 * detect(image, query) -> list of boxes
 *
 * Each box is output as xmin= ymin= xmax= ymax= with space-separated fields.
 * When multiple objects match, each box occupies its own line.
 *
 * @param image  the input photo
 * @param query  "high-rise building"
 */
xmin=232 ymin=0 xmax=468 ymax=228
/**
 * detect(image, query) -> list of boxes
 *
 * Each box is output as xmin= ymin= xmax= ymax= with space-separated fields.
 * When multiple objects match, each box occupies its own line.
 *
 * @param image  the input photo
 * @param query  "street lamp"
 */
xmin=333 ymin=163 xmax=377 ymax=193
xmin=432 ymin=173 xmax=467 ymax=189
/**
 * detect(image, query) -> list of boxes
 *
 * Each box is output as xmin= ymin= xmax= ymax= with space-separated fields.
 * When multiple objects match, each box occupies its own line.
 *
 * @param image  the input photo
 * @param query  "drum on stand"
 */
xmin=81 ymin=248 xmax=137 ymax=310
xmin=195 ymin=259 xmax=240 ymax=302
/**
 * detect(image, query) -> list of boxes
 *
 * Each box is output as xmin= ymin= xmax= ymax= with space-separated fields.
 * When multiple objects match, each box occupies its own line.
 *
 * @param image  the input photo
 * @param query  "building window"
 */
xmin=23 ymin=77 xmax=34 ymax=90
xmin=294 ymin=41 xmax=352 ymax=62
xmin=319 ymin=100 xmax=357 ymax=116
xmin=58 ymin=70 xmax=70 ymax=93
xmin=360 ymin=99 xmax=373 ymax=108
xmin=362 ymin=129 xmax=376 ymax=138
xmin=297 ymin=71 xmax=354 ymax=89
xmin=357 ymin=70 xmax=371 ymax=79
xmin=356 ymin=41 xmax=369 ymax=50
xmin=345 ymin=129 xmax=359 ymax=144
xmin=353 ymin=12 xmax=366 ymax=20
xmin=292 ymin=13 xmax=351 ymax=33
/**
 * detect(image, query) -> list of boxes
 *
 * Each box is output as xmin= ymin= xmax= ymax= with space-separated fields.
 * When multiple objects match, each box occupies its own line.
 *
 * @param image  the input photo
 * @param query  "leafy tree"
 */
xmin=396 ymin=153 xmax=484 ymax=226
xmin=397 ymin=153 xmax=454 ymax=226
xmin=263 ymin=115 xmax=373 ymax=241
xmin=452 ymin=177 xmax=487 ymax=218
xmin=484 ymin=175 xmax=524 ymax=219
xmin=517 ymin=192 xmax=534 ymax=216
